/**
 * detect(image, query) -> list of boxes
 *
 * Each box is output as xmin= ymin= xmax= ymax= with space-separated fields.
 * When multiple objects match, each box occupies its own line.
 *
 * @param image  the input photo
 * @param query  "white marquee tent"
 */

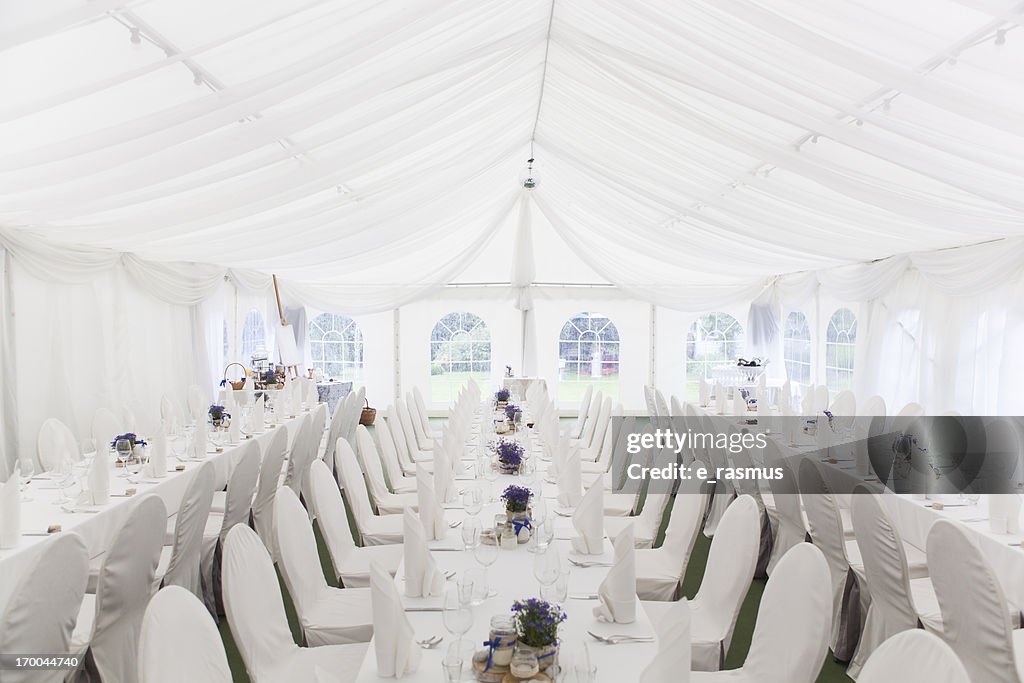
xmin=2 ymin=0 xmax=1023 ymax=473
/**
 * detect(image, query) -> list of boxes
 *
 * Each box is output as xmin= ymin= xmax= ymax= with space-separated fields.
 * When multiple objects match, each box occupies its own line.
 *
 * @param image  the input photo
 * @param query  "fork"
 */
xmin=417 ymin=636 xmax=444 ymax=649
xmin=570 ymin=559 xmax=613 ymax=568
xmin=449 ymin=520 xmax=463 ymax=529
xmin=587 ymin=631 xmax=654 ymax=645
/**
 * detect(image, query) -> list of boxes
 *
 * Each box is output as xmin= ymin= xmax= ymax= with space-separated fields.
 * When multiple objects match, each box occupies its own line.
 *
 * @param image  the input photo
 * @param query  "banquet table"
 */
xmin=354 ymin=412 xmax=659 ymax=682
xmin=317 ymin=380 xmax=353 ymax=415
xmin=0 ymin=410 xmax=307 ymax=615
xmin=501 ymin=377 xmax=547 ymax=402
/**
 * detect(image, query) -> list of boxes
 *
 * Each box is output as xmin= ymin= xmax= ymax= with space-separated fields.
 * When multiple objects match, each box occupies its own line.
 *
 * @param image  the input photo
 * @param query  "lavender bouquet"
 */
xmin=495 ymin=439 xmax=525 ymax=473
xmin=501 ymin=484 xmax=532 ymax=513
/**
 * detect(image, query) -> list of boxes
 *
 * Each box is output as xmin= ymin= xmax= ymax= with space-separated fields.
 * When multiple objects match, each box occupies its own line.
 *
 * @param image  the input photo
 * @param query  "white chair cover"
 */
xmin=307 ymin=460 xmax=402 ymax=588
xmin=571 ymin=385 xmax=594 ymax=439
xmin=606 ymin=492 xmax=668 ymax=549
xmin=204 ymin=440 xmax=260 ymax=612
xmin=323 ymin=391 xmax=350 ymax=475
xmin=221 ymin=524 xmax=369 ymax=683
xmin=643 ymin=385 xmax=658 ymax=418
xmin=138 ymin=586 xmax=231 ymax=683
xmin=830 ymin=390 xmax=857 ymax=417
xmin=335 ymin=438 xmax=404 ymax=546
xmin=342 ymin=386 xmax=366 ymax=448
xmin=813 ymin=385 xmax=830 ymax=414
xmin=640 ymin=599 xmax=691 ymax=683
xmin=691 ymin=543 xmax=832 ymax=683
xmin=670 ymin=394 xmax=684 ymax=418
xmin=374 ymin=417 xmax=417 ymax=493
xmin=858 ymin=630 xmax=971 ymax=683
xmin=72 ymin=495 xmax=166 ymax=683
xmin=927 ymin=519 xmax=1023 ymax=683
xmin=847 ymin=487 xmax=942 ymax=679
xmin=310 ymin=402 xmax=328 ymax=458
xmin=636 ymin=468 xmax=710 ymax=601
xmin=283 ymin=413 xmax=314 ymax=496
xmin=396 ymin=398 xmax=431 ymax=462
xmin=355 ymin=426 xmax=417 ymax=514
xmin=0 ymin=533 xmax=89 ymax=683
xmin=654 ymin=389 xmax=670 ymax=425
xmin=580 ymin=398 xmax=613 ymax=461
xmin=37 ymin=416 xmax=80 ymax=472
xmin=252 ymin=427 xmax=289 ymax=555
xmin=274 ymin=487 xmax=373 ymax=645
xmin=763 ymin=440 xmax=805 ymax=574
xmin=405 ymin=391 xmax=433 ymax=451
xmin=578 ymin=391 xmax=603 ymax=450
xmin=161 ymin=461 xmax=214 ymax=598
xmin=412 ymin=385 xmax=441 ymax=440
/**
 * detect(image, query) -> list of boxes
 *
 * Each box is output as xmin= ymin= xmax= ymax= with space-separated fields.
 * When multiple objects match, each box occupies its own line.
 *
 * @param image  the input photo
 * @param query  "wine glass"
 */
xmin=541 ymin=567 xmax=570 ymax=602
xmin=463 ymin=486 xmax=483 ymax=517
xmin=442 ymin=586 xmax=473 ymax=655
xmin=533 ymin=546 xmax=561 ymax=595
xmin=473 ymin=539 xmax=499 ymax=598
xmin=484 ymin=457 xmax=499 ymax=501
xmin=114 ymin=438 xmax=132 ymax=477
xmin=126 ymin=446 xmax=145 ymax=483
xmin=461 ymin=516 xmax=481 ymax=551
xmin=18 ymin=459 xmax=35 ymax=501
xmin=535 ymin=518 xmax=555 ymax=552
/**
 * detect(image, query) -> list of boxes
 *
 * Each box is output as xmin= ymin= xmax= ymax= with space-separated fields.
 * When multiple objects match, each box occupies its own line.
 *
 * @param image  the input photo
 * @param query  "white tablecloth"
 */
xmin=0 ymin=412 xmax=307 ymax=614
xmin=354 ymin=419 xmax=658 ymax=682
xmin=501 ymin=377 xmax=547 ymax=402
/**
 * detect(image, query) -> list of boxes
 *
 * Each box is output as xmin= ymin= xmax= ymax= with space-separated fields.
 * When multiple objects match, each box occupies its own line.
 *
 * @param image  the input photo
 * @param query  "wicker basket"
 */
xmin=359 ymin=398 xmax=377 ymax=426
xmin=222 ymin=363 xmax=247 ymax=390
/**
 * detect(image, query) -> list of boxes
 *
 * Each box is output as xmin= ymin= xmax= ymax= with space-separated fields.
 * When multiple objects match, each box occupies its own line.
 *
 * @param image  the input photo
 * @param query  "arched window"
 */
xmin=430 ymin=312 xmax=491 ymax=403
xmin=826 ymin=307 xmax=857 ymax=395
xmin=308 ymin=313 xmax=364 ymax=381
xmin=241 ymin=309 xmax=266 ymax=360
xmin=558 ymin=312 xmax=620 ymax=401
xmin=686 ymin=312 xmax=744 ymax=399
xmin=783 ymin=311 xmax=812 ymax=387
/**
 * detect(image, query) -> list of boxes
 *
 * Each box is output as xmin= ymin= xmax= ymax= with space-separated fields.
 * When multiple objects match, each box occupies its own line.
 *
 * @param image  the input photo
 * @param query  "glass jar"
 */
xmin=487 ymin=616 xmax=516 ymax=667
xmin=500 ymin=525 xmax=517 ymax=549
xmin=510 ymin=647 xmax=540 ymax=679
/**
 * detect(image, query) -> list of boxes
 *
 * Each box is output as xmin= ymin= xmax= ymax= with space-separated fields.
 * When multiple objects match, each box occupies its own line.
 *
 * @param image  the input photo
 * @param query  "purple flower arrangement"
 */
xmin=501 ymin=484 xmax=532 ymax=513
xmin=495 ymin=439 xmax=525 ymax=473
xmin=208 ymin=404 xmax=230 ymax=422
xmin=511 ymin=598 xmax=566 ymax=648
xmin=495 ymin=388 xmax=511 ymax=403
xmin=263 ymin=369 xmax=278 ymax=384
xmin=504 ymin=403 xmax=522 ymax=424
xmin=110 ymin=433 xmax=146 ymax=449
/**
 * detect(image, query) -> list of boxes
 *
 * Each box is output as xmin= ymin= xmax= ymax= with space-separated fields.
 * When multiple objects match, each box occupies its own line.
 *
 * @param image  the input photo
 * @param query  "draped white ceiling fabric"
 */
xmin=0 ymin=0 xmax=1023 ymax=310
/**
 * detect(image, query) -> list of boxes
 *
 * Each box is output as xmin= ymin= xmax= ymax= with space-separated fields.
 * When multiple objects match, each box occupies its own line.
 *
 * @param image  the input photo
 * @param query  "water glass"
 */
xmin=461 ymin=516 xmax=481 ymax=551
xmin=541 ymin=567 xmax=570 ymax=602
xmin=442 ymin=650 xmax=462 ymax=683
xmin=463 ymin=486 xmax=483 ymax=517
xmin=464 ymin=567 xmax=488 ymax=605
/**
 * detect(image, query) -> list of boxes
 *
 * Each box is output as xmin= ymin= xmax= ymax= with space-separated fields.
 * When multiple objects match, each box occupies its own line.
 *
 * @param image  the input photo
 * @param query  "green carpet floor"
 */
xmin=216 ymin=524 xmax=853 ymax=682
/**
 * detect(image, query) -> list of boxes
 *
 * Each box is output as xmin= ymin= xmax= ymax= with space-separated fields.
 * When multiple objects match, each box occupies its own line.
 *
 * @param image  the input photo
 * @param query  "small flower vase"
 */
xmin=514 ymin=642 xmax=558 ymax=672
xmin=506 ymin=509 xmax=532 ymax=542
xmin=132 ymin=444 xmax=145 ymax=463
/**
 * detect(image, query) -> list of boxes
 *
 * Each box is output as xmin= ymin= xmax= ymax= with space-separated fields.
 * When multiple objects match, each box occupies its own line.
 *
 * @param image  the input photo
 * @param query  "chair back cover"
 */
xmin=274 ymin=487 xmax=328 ymax=620
xmin=578 ymin=391 xmax=603 ymax=449
xmin=163 ymin=462 xmax=214 ymax=597
xmin=643 ymin=385 xmax=657 ymax=418
xmin=742 ymin=543 xmax=832 ymax=683
xmin=343 ymin=386 xmax=366 ymax=446
xmin=253 ymin=427 xmax=288 ymax=551
xmin=375 ymin=416 xmax=408 ymax=489
xmin=412 ymin=386 xmax=431 ymax=431
xmin=691 ymin=494 xmax=760 ymax=662
xmin=669 ymin=394 xmax=684 ymax=418
xmin=355 ymin=425 xmax=393 ymax=503
xmin=37 ymin=417 xmax=80 ymax=472
xmin=91 ymin=407 xmax=121 ymax=450
xmin=813 ymin=385 xmax=830 ymax=414
xmin=654 ymin=389 xmax=670 ymax=424
xmin=797 ymin=458 xmax=851 ymax=647
xmin=186 ymin=384 xmax=208 ymax=423
xmin=658 ymin=467 xmax=710 ymax=571
xmin=830 ymin=390 xmax=857 ymax=417
xmin=138 ymin=586 xmax=231 ymax=683
xmin=573 ymin=384 xmax=594 ymax=438
xmin=385 ymin=408 xmax=413 ymax=468
xmin=310 ymin=402 xmax=328 ymax=458
xmin=927 ymin=519 xmax=1021 ymax=683
xmin=283 ymin=413 xmax=313 ymax=496
xmin=587 ymin=398 xmax=613 ymax=455
xmin=763 ymin=440 xmax=805 ymax=572
xmin=307 ymin=460 xmax=358 ymax=572
xmin=0 ymin=533 xmax=89 ymax=683
xmin=222 ymin=524 xmax=298 ymax=680
xmin=858 ymin=630 xmax=971 ymax=683
xmin=90 ymin=495 xmax=166 ymax=683
xmin=634 ymin=493 xmax=670 ymax=543
xmin=219 ymin=440 xmax=260 ymax=542
xmin=395 ymin=398 xmax=423 ymax=460
xmin=336 ymin=438 xmax=375 ymax=542
xmin=323 ymin=391 xmax=349 ymax=474
xmin=895 ymin=401 xmax=924 ymax=418
xmin=406 ymin=391 xmax=430 ymax=447
xmin=860 ymin=395 xmax=887 ymax=417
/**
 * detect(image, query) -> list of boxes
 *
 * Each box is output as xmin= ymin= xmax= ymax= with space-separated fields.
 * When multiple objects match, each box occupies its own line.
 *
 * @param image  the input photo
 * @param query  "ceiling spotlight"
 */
xmin=995 ymin=29 xmax=1007 ymax=46
xmin=855 ymin=118 xmax=864 ymax=126
xmin=947 ymin=56 xmax=958 ymax=69
xmin=129 ymin=27 xmax=142 ymax=48
xmin=192 ymin=70 xmax=203 ymax=86
xmin=519 ymin=157 xmax=540 ymax=190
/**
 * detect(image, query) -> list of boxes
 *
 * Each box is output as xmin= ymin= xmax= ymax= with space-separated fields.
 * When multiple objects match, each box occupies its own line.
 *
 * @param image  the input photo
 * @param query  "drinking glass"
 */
xmin=114 ymin=438 xmax=132 ymax=477
xmin=574 ymin=641 xmax=598 ymax=683
xmin=126 ymin=447 xmax=145 ymax=483
xmin=535 ymin=518 xmax=555 ymax=552
xmin=463 ymin=486 xmax=483 ymax=517
xmin=464 ymin=567 xmax=488 ymax=606
xmin=169 ymin=428 xmax=188 ymax=462
xmin=457 ymin=572 xmax=476 ymax=607
xmin=484 ymin=459 xmax=499 ymax=501
xmin=473 ymin=540 xmax=499 ymax=598
xmin=18 ymin=460 xmax=35 ymax=501
xmin=461 ymin=516 xmax=482 ymax=551
xmin=533 ymin=547 xmax=561 ymax=595
xmin=442 ymin=586 xmax=473 ymax=653
xmin=541 ymin=567 xmax=570 ymax=603
xmin=441 ymin=650 xmax=462 ymax=683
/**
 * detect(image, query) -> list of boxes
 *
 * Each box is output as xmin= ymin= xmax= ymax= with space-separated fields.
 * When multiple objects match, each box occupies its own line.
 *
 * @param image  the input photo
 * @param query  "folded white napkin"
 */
xmin=224 ymin=387 xmax=236 ymax=412
xmin=416 ymin=465 xmax=446 ymax=541
xmin=431 ymin=444 xmax=455 ymax=504
xmin=593 ymin=522 xmax=636 ymax=624
xmin=640 ymin=599 xmax=690 ymax=682
xmin=147 ymin=431 xmax=168 ymax=479
xmin=253 ymin=398 xmax=266 ymax=432
xmin=698 ymin=379 xmax=711 ymax=407
xmin=558 ymin=450 xmax=583 ymax=508
xmin=88 ymin=451 xmax=110 ymax=505
xmin=228 ymin=414 xmax=241 ymax=445
xmin=989 ymin=495 xmax=1022 ymax=534
xmin=816 ymin=412 xmax=833 ymax=451
xmin=0 ymin=465 xmax=21 ymax=549
xmin=553 ymin=433 xmax=571 ymax=478
xmin=369 ymin=561 xmax=421 ymax=678
xmin=732 ymin=391 xmax=746 ymax=417
xmin=714 ymin=383 xmax=725 ymax=414
xmin=403 ymin=508 xmax=444 ymax=597
xmin=242 ymin=372 xmax=254 ymax=391
xmin=192 ymin=421 xmax=209 ymax=459
xmin=571 ymin=481 xmax=605 ymax=555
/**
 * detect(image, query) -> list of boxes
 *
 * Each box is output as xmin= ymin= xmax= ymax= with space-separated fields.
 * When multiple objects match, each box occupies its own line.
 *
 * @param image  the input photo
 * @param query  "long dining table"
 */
xmin=353 ymin=410 xmax=660 ymax=682
xmin=0 ymin=409 xmax=308 ymax=615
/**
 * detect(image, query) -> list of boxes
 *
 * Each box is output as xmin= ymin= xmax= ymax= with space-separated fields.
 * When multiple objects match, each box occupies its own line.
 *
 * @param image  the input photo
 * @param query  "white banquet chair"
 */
xmin=575 ymin=391 xmax=604 ymax=451
xmin=636 ymin=466 xmax=711 ymax=601
xmin=412 ymin=385 xmax=442 ymax=440
xmin=406 ymin=390 xmax=435 ymax=451
xmin=642 ymin=494 xmax=760 ymax=671
xmin=691 ymin=543 xmax=832 ymax=683
xmin=70 ymin=495 xmax=166 ymax=683
xmin=335 ymin=438 xmax=404 ymax=545
xmin=138 ymin=586 xmax=231 ymax=683
xmin=274 ymin=487 xmax=374 ymax=645
xmin=221 ymin=525 xmax=368 ymax=683
xmin=0 ymin=533 xmax=89 ymax=683
xmin=37 ymin=417 xmax=80 ymax=472
xmin=354 ymin=426 xmax=418 ymax=514
xmin=606 ymin=492 xmax=670 ymax=549
xmin=927 ymin=519 xmax=1024 ymax=683
xmin=395 ymin=398 xmax=433 ymax=463
xmin=307 ymin=460 xmax=402 ymax=587
xmin=762 ymin=441 xmax=806 ymax=574
xmin=323 ymin=391 xmax=350 ymax=476
xmin=858 ymin=630 xmax=971 ymax=683
xmin=342 ymin=386 xmax=366 ymax=449
xmin=373 ymin=416 xmax=418 ymax=493
xmin=385 ymin=407 xmax=428 ymax=476
xmin=156 ymin=461 xmax=214 ymax=600
xmin=283 ymin=413 xmax=314 ymax=497
xmin=251 ymin=427 xmax=289 ymax=556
